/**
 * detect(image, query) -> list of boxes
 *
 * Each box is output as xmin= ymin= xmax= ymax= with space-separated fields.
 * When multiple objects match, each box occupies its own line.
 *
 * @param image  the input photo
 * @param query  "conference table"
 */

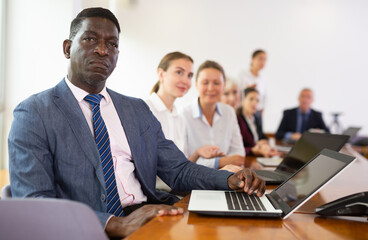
xmin=127 ymin=144 xmax=368 ymax=240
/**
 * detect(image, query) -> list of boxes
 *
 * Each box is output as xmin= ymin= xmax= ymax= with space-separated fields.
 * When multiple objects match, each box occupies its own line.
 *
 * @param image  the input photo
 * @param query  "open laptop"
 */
xmin=255 ymin=132 xmax=349 ymax=184
xmin=342 ymin=126 xmax=361 ymax=142
xmin=188 ymin=149 xmax=355 ymax=219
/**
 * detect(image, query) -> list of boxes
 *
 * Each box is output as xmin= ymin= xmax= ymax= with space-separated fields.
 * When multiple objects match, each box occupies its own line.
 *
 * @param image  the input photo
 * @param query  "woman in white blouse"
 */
xmin=146 ymin=52 xmax=241 ymax=179
xmin=181 ymin=60 xmax=246 ymax=169
xmin=238 ymin=49 xmax=267 ymax=113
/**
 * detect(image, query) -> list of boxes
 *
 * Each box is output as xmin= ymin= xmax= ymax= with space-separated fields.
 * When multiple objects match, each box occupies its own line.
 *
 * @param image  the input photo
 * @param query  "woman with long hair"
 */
xmin=237 ymin=88 xmax=279 ymax=157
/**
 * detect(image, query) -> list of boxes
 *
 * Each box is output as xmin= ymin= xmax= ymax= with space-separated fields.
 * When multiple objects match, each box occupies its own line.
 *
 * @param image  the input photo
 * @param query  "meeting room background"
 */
xmin=0 ymin=0 xmax=367 ymax=169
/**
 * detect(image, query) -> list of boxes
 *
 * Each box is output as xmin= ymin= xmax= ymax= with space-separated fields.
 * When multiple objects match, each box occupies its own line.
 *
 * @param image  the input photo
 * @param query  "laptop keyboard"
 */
xmin=225 ymin=191 xmax=266 ymax=211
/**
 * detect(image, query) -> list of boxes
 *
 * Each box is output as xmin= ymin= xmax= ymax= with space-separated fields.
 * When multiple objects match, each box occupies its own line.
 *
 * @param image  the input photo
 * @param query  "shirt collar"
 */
xmin=148 ymin=92 xmax=178 ymax=115
xmin=65 ymin=76 xmax=110 ymax=104
xmin=298 ymin=108 xmax=311 ymax=116
xmin=245 ymin=114 xmax=255 ymax=122
xmin=192 ymin=98 xmax=222 ymax=118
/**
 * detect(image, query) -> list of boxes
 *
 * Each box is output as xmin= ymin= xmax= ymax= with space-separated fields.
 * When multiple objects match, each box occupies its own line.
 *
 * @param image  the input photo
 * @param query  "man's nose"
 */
xmin=94 ymin=41 xmax=108 ymax=56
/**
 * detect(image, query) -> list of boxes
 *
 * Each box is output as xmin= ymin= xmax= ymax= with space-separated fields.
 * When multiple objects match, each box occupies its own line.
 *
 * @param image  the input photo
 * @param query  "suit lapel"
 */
xmin=293 ymin=108 xmax=299 ymax=131
xmin=108 ymin=90 xmax=144 ymax=176
xmin=52 ymin=79 xmax=105 ymax=188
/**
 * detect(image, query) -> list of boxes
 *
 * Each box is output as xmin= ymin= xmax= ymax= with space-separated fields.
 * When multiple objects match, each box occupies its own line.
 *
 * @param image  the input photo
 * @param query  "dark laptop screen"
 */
xmin=272 ymin=149 xmax=355 ymax=220
xmin=275 ymin=153 xmax=347 ymax=208
xmin=277 ymin=132 xmax=349 ymax=173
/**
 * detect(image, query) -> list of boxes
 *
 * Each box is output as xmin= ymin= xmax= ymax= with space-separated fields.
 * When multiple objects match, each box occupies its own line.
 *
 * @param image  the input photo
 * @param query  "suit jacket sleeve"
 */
xmin=276 ymin=110 xmax=289 ymax=139
xmin=314 ymin=111 xmax=330 ymax=133
xmin=8 ymin=96 xmax=112 ymax=227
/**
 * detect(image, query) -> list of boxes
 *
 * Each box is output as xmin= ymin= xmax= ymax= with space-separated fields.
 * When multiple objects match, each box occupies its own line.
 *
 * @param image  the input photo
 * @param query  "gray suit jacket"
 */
xmin=8 ymin=79 xmax=232 ymax=226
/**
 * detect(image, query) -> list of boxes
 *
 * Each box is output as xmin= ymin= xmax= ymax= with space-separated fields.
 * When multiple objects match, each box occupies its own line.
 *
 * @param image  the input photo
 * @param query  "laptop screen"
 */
xmin=270 ymin=148 xmax=355 ymax=218
xmin=275 ymin=154 xmax=346 ymax=208
xmin=277 ymin=132 xmax=349 ymax=173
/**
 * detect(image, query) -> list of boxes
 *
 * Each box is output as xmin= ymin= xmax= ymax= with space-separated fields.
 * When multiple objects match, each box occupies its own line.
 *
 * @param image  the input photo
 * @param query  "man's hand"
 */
xmin=227 ymin=168 xmax=266 ymax=197
xmin=105 ymin=204 xmax=184 ymax=238
xmin=290 ymin=132 xmax=302 ymax=141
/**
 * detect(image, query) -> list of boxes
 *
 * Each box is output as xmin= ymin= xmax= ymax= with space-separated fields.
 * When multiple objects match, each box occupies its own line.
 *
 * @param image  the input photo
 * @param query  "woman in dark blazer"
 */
xmin=237 ymin=88 xmax=279 ymax=157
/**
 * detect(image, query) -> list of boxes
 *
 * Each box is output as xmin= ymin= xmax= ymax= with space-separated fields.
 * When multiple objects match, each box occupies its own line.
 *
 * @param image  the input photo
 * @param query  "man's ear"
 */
xmin=63 ymin=39 xmax=72 ymax=59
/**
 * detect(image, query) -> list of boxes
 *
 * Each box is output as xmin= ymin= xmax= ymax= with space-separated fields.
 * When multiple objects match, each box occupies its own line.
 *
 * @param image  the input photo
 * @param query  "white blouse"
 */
xmin=181 ymin=101 xmax=245 ymax=169
xmin=145 ymin=93 xmax=188 ymax=191
xmin=238 ymin=70 xmax=267 ymax=111
xmin=145 ymin=93 xmax=186 ymax=152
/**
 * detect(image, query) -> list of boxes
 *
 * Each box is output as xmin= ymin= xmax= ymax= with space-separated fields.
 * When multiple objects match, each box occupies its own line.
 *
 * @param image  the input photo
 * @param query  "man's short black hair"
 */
xmin=69 ymin=7 xmax=121 ymax=40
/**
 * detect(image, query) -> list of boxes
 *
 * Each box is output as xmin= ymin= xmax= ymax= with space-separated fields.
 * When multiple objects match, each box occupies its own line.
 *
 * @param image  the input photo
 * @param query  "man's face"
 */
xmin=64 ymin=17 xmax=119 ymax=93
xmin=298 ymin=90 xmax=313 ymax=113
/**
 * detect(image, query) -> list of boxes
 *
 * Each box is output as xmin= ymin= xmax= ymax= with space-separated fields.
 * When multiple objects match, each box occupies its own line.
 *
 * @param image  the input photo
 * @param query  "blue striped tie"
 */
xmin=84 ymin=94 xmax=124 ymax=217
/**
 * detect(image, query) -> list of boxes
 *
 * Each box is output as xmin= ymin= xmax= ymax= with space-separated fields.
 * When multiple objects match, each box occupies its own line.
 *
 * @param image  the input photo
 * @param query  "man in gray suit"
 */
xmin=8 ymin=7 xmax=265 ymax=238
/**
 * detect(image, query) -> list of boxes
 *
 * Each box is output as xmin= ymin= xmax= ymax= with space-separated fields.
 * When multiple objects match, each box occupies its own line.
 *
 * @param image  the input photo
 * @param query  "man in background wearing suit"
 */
xmin=8 ymin=8 xmax=265 ymax=238
xmin=275 ymin=88 xmax=329 ymax=141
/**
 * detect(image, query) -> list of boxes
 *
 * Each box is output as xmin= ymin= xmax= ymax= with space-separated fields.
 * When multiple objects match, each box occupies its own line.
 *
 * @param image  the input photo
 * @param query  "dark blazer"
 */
xmin=8 ymin=79 xmax=232 ymax=226
xmin=237 ymin=111 xmax=267 ymax=155
xmin=275 ymin=107 xmax=329 ymax=139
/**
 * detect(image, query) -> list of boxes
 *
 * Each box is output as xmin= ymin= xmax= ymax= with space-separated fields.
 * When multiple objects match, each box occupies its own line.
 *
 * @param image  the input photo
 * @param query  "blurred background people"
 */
xmin=275 ymin=88 xmax=329 ymax=141
xmin=146 ymin=52 xmax=241 ymax=191
xmin=181 ymin=60 xmax=246 ymax=170
xmin=238 ymin=49 xmax=267 ymax=114
xmin=220 ymin=78 xmax=241 ymax=110
xmin=237 ymin=88 xmax=279 ymax=157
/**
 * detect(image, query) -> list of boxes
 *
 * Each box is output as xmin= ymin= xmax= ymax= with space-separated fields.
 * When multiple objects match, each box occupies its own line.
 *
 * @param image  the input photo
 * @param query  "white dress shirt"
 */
xmin=66 ymin=79 xmax=147 ymax=207
xmin=145 ymin=93 xmax=186 ymax=153
xmin=145 ymin=93 xmax=188 ymax=191
xmin=238 ymin=70 xmax=267 ymax=110
xmin=181 ymin=101 xmax=245 ymax=169
xmin=245 ymin=115 xmax=259 ymax=142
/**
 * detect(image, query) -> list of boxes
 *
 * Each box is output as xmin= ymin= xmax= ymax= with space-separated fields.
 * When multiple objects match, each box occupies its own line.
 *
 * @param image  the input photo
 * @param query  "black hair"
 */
xmin=243 ymin=87 xmax=259 ymax=98
xmin=252 ymin=49 xmax=266 ymax=59
xmin=69 ymin=7 xmax=121 ymax=40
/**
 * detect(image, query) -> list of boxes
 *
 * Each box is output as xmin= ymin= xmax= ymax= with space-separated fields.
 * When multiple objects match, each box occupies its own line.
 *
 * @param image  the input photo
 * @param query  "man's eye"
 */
xmin=176 ymin=71 xmax=183 ymax=75
xmin=109 ymin=42 xmax=118 ymax=48
xmin=84 ymin=37 xmax=95 ymax=41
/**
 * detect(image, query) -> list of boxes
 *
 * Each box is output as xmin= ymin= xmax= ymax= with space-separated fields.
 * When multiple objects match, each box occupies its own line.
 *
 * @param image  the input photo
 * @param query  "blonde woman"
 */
xmin=221 ymin=78 xmax=241 ymax=110
xmin=181 ymin=60 xmax=246 ymax=170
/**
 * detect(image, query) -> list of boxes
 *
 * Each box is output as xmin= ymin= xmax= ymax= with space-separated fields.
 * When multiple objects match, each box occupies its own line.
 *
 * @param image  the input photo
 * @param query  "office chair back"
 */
xmin=1 ymin=184 xmax=12 ymax=199
xmin=0 ymin=198 xmax=108 ymax=240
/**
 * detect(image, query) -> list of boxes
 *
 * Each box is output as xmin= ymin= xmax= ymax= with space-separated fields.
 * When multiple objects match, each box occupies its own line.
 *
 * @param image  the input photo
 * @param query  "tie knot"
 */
xmin=84 ymin=94 xmax=104 ymax=106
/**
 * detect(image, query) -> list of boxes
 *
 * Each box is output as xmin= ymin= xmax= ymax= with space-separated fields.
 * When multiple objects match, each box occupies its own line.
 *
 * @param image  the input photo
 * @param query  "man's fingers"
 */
xmin=249 ymin=171 xmax=265 ymax=196
xmin=156 ymin=206 xmax=184 ymax=216
xmin=243 ymin=169 xmax=253 ymax=192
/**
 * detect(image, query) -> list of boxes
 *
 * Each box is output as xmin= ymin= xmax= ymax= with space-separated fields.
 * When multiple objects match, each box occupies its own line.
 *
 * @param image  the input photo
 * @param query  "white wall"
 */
xmin=2 ymin=0 xmax=368 ymax=168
